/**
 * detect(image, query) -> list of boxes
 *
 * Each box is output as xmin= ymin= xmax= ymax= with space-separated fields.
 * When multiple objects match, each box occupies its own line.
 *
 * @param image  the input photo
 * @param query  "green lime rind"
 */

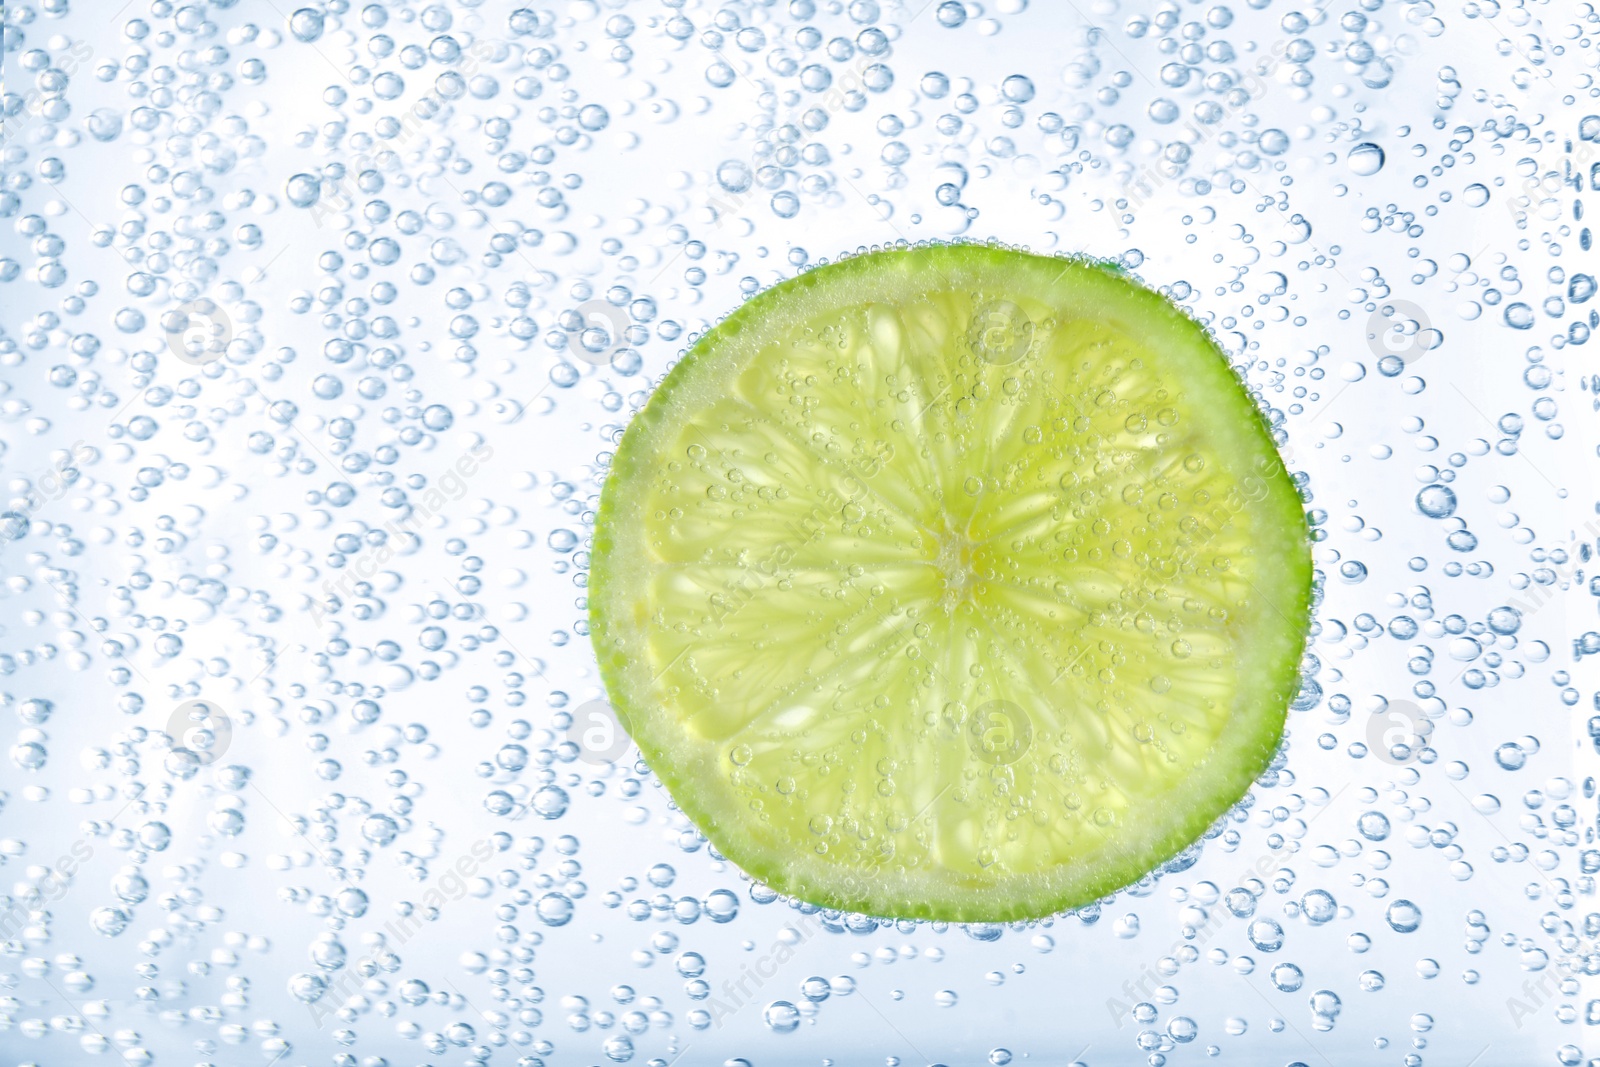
xmin=591 ymin=243 xmax=1313 ymax=923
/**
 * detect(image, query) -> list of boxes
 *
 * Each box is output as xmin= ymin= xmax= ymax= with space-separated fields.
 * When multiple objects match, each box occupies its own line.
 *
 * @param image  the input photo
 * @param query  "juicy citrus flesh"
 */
xmin=591 ymin=245 xmax=1312 ymax=923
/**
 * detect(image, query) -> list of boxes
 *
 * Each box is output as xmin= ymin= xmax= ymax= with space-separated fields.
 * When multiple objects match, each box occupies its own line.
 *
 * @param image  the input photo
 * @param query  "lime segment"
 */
xmin=591 ymin=245 xmax=1313 ymax=922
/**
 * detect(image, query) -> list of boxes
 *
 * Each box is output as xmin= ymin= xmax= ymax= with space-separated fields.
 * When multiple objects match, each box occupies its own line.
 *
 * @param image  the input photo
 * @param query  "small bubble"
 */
xmin=1357 ymin=811 xmax=1391 ymax=841
xmin=1385 ymin=900 xmax=1423 ymax=934
xmin=89 ymin=907 xmax=132 ymax=937
xmin=361 ymin=814 xmax=399 ymax=846
xmin=288 ymin=7 xmax=325 ymax=42
xmin=1300 ymin=890 xmax=1337 ymax=925
xmin=1309 ymin=989 xmax=1342 ymax=1020
xmin=764 ymin=1000 xmax=801 ymax=1033
xmin=1486 ymin=606 xmax=1522 ymax=634
xmin=536 ymin=892 xmax=575 ymax=926
xmin=1347 ymin=143 xmax=1386 ymax=175
xmin=716 ymin=160 xmax=754 ymax=194
xmin=1494 ymin=742 xmax=1527 ymax=770
xmin=285 ymin=173 xmax=322 ymax=208
xmin=1001 ymin=75 xmax=1035 ymax=103
xmin=705 ymin=889 xmax=740 ymax=923
xmin=1503 ymin=302 xmax=1535 ymax=330
xmin=1247 ymin=918 xmax=1285 ymax=952
xmin=1415 ymin=484 xmax=1456 ymax=518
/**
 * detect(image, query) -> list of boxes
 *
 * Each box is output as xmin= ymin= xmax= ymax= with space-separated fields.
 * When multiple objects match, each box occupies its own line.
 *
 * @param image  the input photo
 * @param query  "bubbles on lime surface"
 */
xmin=0 ymin=0 xmax=1587 ymax=1061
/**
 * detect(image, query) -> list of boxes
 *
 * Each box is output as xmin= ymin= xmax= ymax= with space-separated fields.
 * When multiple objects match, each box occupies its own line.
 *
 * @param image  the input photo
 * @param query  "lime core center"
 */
xmin=932 ymin=520 xmax=985 ymax=612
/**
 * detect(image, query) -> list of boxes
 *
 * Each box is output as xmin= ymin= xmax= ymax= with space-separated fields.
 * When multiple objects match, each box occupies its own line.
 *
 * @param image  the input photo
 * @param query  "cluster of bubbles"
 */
xmin=0 ymin=0 xmax=1596 ymax=1063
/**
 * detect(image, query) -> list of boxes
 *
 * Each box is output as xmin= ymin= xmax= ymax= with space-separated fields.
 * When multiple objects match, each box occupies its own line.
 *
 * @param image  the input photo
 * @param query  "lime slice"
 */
xmin=591 ymin=244 xmax=1312 ymax=922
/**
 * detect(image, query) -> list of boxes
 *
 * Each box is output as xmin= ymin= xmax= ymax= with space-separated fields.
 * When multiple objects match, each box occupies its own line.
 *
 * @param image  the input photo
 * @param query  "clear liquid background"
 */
xmin=0 ymin=0 xmax=1596 ymax=1064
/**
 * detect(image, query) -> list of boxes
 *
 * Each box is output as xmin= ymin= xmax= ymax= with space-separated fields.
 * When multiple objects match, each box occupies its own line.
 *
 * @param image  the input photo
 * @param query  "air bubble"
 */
xmin=1347 ymin=143 xmax=1386 ymax=176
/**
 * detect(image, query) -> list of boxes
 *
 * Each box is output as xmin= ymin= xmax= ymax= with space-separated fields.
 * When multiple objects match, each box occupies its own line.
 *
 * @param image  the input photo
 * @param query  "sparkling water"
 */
xmin=1 ymin=0 xmax=1598 ymax=1064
